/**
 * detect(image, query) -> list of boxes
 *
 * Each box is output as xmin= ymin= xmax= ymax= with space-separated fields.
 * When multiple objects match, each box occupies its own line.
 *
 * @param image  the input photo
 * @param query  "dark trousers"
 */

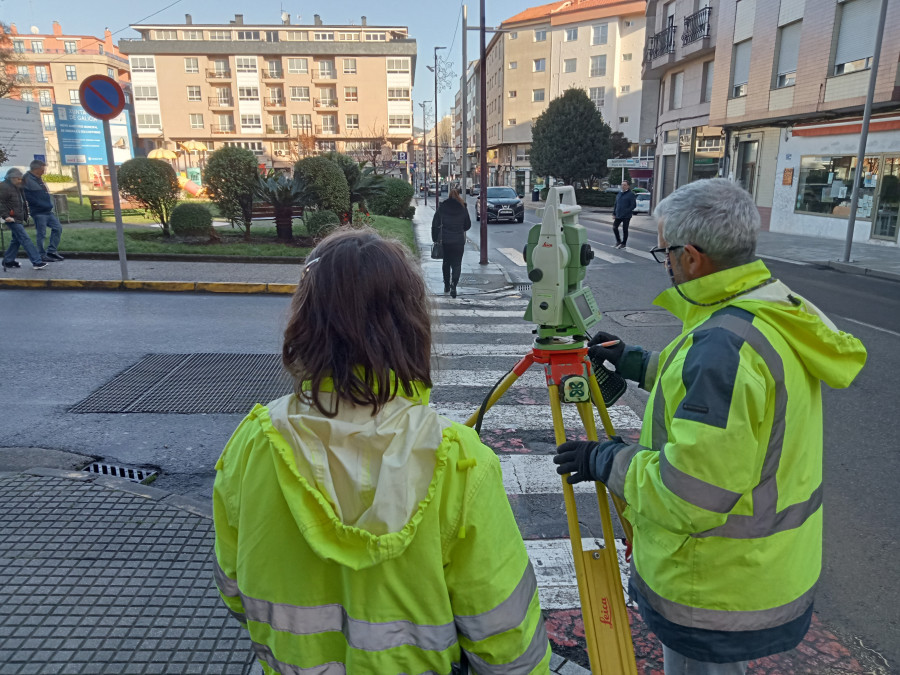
xmin=442 ymin=241 xmax=465 ymax=287
xmin=613 ymin=217 xmax=631 ymax=245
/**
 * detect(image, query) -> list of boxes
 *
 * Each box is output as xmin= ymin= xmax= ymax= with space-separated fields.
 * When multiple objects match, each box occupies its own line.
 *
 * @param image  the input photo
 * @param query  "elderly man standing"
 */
xmin=23 ymin=159 xmax=64 ymax=262
xmin=1 ymin=168 xmax=47 ymax=271
xmin=554 ymin=179 xmax=867 ymax=673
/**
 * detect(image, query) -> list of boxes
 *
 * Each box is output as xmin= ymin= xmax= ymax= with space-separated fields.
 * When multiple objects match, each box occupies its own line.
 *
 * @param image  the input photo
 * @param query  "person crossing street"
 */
xmin=612 ymin=180 xmax=637 ymax=250
xmin=1 ymin=168 xmax=47 ymax=271
xmin=23 ymin=160 xmax=64 ymax=263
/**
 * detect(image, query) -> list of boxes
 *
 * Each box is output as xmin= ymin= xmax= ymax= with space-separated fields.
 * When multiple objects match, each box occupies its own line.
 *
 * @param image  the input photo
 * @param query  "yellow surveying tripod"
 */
xmin=464 ymin=339 xmax=638 ymax=675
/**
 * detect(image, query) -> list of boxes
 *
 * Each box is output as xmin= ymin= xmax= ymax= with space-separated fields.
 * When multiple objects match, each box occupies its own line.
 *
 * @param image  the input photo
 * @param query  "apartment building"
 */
xmin=471 ymin=0 xmax=647 ymax=193
xmin=3 ymin=22 xmax=131 ymax=172
xmin=642 ymin=1 xmax=721 ymax=203
xmin=119 ymin=14 xmax=416 ymax=171
xmin=708 ymin=0 xmax=899 ymax=245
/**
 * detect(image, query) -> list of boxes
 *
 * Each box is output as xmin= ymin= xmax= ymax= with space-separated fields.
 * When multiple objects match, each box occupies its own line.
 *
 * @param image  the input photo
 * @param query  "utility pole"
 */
xmin=461 ymin=5 xmax=468 ymax=198
xmin=418 ymin=100 xmax=431 ymax=198
xmin=479 ymin=0 xmax=488 ymax=264
xmin=842 ymin=0 xmax=888 ymax=262
xmin=432 ymin=46 xmax=446 ymax=212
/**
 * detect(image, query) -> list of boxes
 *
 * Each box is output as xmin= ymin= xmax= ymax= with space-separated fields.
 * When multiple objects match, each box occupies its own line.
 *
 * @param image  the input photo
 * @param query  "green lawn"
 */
xmin=59 ymin=216 xmax=416 ymax=258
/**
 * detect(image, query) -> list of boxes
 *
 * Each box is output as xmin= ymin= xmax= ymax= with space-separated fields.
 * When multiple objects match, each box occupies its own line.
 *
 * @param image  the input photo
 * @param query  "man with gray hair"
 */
xmin=553 ymin=179 xmax=867 ymax=671
xmin=23 ymin=159 xmax=64 ymax=262
xmin=2 ymin=168 xmax=47 ymax=270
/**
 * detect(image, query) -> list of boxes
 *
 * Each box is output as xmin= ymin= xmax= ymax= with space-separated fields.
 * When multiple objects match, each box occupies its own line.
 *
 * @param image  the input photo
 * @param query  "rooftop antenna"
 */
xmin=30 ymin=25 xmax=39 ymax=34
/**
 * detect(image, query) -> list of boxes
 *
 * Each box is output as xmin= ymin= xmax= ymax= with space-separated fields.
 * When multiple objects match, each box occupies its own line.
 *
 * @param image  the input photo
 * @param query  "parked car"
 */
xmin=468 ymin=184 xmax=481 ymax=197
xmin=440 ymin=183 xmax=448 ymax=195
xmin=476 ymin=186 xmax=525 ymax=223
xmin=634 ymin=192 xmax=651 ymax=214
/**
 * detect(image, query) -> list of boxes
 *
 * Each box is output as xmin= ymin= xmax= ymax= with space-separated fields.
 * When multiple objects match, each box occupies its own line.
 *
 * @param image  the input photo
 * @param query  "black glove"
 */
xmin=588 ymin=331 xmax=626 ymax=369
xmin=554 ymin=441 xmax=599 ymax=484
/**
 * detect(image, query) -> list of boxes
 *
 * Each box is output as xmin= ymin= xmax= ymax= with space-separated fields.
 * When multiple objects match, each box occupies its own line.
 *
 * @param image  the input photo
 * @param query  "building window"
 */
xmin=216 ymin=114 xmax=235 ymax=131
xmin=16 ymin=65 xmax=29 ymax=81
xmin=565 ymin=27 xmax=578 ymax=41
xmin=187 ymin=86 xmax=202 ymax=101
xmin=620 ymin=84 xmax=631 ymax=94
xmin=510 ymin=31 xmax=518 ymax=39
xmin=670 ymin=71 xmax=683 ymax=109
xmin=834 ymin=0 xmax=877 ymax=76
xmin=388 ymin=115 xmax=411 ymax=128
xmin=624 ymin=20 xmax=635 ymax=27
xmin=134 ymin=86 xmax=158 ymax=101
xmin=237 ymin=30 xmax=261 ymax=41
xmin=290 ymin=86 xmax=310 ymax=101
xmin=99 ymin=45 xmax=104 ymax=55
xmin=534 ymin=29 xmax=547 ymax=42
xmin=183 ymin=30 xmax=203 ymax=40
xmin=13 ymin=40 xmax=24 ymax=54
xmin=39 ymin=90 xmax=52 ymax=106
xmin=318 ymin=60 xmax=336 ymax=78
xmin=190 ymin=114 xmax=204 ymax=129
xmin=35 ymin=66 xmax=49 ymax=83
xmin=270 ymin=114 xmax=287 ymax=132
xmin=154 ymin=30 xmax=177 ymax=40
xmin=288 ymin=58 xmax=308 ymax=74
xmin=286 ymin=31 xmax=308 ymax=41
xmin=589 ymin=86 xmax=605 ymax=109
xmin=292 ymin=113 xmax=312 ymax=130
xmin=795 ymin=155 xmax=878 ymax=218
xmin=343 ymin=58 xmax=357 ymax=74
xmin=731 ymin=40 xmax=752 ymax=98
xmin=20 ymin=90 xmax=33 ymax=102
xmin=516 ymin=146 xmax=530 ymax=161
xmin=131 ymin=57 xmax=155 ymax=72
xmin=507 ymin=118 xmax=516 ymax=126
xmin=314 ymin=32 xmax=335 ymax=41
xmin=346 ymin=113 xmax=359 ymax=130
xmin=365 ymin=32 xmax=387 ymax=41
xmin=65 ymin=65 xmax=77 ymax=81
xmin=533 ymin=89 xmax=545 ymax=102
xmin=775 ymin=21 xmax=801 ymax=88
xmin=31 ymin=41 xmax=44 ymax=53
xmin=623 ymin=53 xmax=633 ymax=61
xmin=239 ymin=87 xmax=260 ymax=101
xmin=387 ymin=58 xmax=410 ymax=73
xmin=338 ymin=32 xmax=360 ymax=41
xmin=266 ymin=60 xmax=283 ymax=77
xmin=241 ymin=114 xmax=262 ymax=129
xmin=590 ymin=55 xmax=607 ymax=77
xmin=533 ymin=58 xmax=546 ymax=72
xmin=619 ymin=116 xmax=629 ymax=123
xmin=209 ymin=30 xmax=231 ymax=41
xmin=388 ymin=88 xmax=410 ymax=100
xmin=564 ymin=58 xmax=577 ymax=73
xmin=316 ymin=141 xmax=337 ymax=152
xmin=508 ymin=61 xmax=517 ymax=70
xmin=701 ymin=61 xmax=715 ymax=102
xmin=137 ymin=114 xmax=161 ymax=128
xmin=42 ymin=113 xmax=55 ymax=131
xmin=69 ymin=89 xmax=80 ymax=104
xmin=214 ymin=87 xmax=233 ymax=103
xmin=508 ymin=90 xmax=517 ymax=98
xmin=344 ymin=86 xmax=358 ymax=102
xmin=224 ymin=141 xmax=265 ymax=155
xmin=266 ymin=31 xmax=280 ymax=43
xmin=320 ymin=115 xmax=338 ymax=133
xmin=63 ymin=41 xmax=77 ymax=54
xmin=108 ymin=67 xmax=116 ymax=78
xmin=184 ymin=57 xmax=199 ymax=73
xmin=236 ymin=57 xmax=257 ymax=73
xmin=592 ymin=24 xmax=608 ymax=45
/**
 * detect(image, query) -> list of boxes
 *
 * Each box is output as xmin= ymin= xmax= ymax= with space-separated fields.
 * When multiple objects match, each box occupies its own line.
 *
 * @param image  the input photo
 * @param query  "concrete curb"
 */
xmin=826 ymin=260 xmax=900 ymax=283
xmin=54 ymin=251 xmax=308 ymax=264
xmin=0 ymin=277 xmax=298 ymax=294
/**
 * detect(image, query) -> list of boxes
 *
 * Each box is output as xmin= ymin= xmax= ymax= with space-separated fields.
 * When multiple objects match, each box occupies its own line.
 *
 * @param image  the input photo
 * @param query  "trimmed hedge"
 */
xmin=171 ymin=202 xmax=213 ymax=237
xmin=574 ymin=190 xmax=617 ymax=207
xmin=304 ymin=210 xmax=340 ymax=239
xmin=43 ymin=173 xmax=74 ymax=183
xmin=369 ymin=178 xmax=414 ymax=219
xmin=294 ymin=156 xmax=350 ymax=216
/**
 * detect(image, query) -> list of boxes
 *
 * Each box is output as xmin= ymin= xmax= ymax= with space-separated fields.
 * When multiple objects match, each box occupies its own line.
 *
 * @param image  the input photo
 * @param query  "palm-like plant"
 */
xmin=254 ymin=170 xmax=312 ymax=242
xmin=348 ymin=164 xmax=386 ymax=212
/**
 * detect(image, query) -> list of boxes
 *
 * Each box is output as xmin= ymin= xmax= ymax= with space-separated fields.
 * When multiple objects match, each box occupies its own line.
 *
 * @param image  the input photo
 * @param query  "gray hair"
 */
xmin=29 ymin=159 xmax=46 ymax=170
xmin=654 ymin=178 xmax=759 ymax=269
xmin=5 ymin=168 xmax=23 ymax=180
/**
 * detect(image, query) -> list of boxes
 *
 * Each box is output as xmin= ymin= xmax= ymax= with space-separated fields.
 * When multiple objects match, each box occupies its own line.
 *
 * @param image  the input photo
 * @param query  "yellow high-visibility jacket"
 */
xmin=214 ymin=382 xmax=551 ymax=674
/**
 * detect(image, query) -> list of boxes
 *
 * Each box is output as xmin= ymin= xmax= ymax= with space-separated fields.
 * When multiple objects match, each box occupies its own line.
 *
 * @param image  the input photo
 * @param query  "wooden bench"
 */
xmin=89 ymin=195 xmax=147 ymax=221
xmin=249 ymin=203 xmax=303 ymax=221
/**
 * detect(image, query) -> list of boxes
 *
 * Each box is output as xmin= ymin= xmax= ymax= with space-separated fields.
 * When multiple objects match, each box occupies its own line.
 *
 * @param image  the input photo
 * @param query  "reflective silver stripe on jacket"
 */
xmin=651 ymin=335 xmax=691 ymax=452
xmin=462 ymin=616 xmax=549 ymax=675
xmin=659 ymin=449 xmax=742 ymax=514
xmin=455 ymin=561 xmax=538 ymax=642
xmin=631 ymin=562 xmax=816 ymax=631
xmin=641 ymin=351 xmax=661 ymax=392
xmin=213 ymin=559 xmax=240 ymax=598
xmin=605 ymin=442 xmax=644 ymax=499
xmin=253 ymin=642 xmax=347 ymax=675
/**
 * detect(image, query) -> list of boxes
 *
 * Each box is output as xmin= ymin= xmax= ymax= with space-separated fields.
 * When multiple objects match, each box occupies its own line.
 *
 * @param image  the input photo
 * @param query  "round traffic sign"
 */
xmin=79 ymin=75 xmax=126 ymax=121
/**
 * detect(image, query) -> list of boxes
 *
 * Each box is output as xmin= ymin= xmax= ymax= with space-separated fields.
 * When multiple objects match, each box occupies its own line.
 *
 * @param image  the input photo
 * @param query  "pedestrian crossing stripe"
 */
xmin=432 ymin=369 xmax=547 ymax=388
xmin=499 ymin=454 xmax=597 ymax=494
xmin=434 ymin=343 xmax=541 ymax=356
xmin=525 ymin=538 xmax=629 ymax=609
xmin=435 ymin=309 xmax=525 ymax=318
xmin=436 ymin=402 xmax=643 ymax=430
xmin=589 ymin=247 xmax=630 ymax=264
xmin=431 ymin=322 xmax=533 ymax=334
xmin=497 ymin=247 xmax=526 ymax=267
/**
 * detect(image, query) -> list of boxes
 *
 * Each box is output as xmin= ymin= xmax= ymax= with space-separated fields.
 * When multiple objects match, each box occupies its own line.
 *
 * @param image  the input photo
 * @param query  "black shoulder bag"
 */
xmin=431 ymin=209 xmax=444 ymax=259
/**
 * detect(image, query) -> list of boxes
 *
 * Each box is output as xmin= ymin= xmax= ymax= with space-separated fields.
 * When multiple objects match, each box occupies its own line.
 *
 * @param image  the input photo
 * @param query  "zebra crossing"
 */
xmin=428 ymin=290 xmax=638 ymax=660
xmin=495 ymin=241 xmax=656 ymax=267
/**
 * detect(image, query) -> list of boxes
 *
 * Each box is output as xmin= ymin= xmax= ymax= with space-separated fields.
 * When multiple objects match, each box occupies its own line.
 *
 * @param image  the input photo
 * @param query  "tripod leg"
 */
xmin=463 ymin=353 xmax=533 ymax=428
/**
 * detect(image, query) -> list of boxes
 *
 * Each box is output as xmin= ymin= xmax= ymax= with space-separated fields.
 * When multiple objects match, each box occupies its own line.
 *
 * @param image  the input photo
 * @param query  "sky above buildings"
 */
xmin=7 ymin=0 xmax=536 ymax=125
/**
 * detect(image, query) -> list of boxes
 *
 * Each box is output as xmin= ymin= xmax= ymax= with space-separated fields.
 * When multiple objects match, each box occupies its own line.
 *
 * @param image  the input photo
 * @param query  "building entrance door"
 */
xmin=737 ymin=140 xmax=759 ymax=197
xmin=872 ymin=156 xmax=900 ymax=241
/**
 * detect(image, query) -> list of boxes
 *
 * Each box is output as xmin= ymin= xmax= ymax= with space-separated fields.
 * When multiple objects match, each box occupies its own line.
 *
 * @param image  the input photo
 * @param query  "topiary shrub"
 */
xmin=171 ymin=202 xmax=213 ymax=237
xmin=117 ymin=158 xmax=180 ymax=236
xmin=369 ymin=178 xmax=414 ymax=218
xmin=204 ymin=146 xmax=259 ymax=240
xmin=42 ymin=173 xmax=74 ymax=183
xmin=294 ymin=156 xmax=350 ymax=218
xmin=304 ymin=210 xmax=340 ymax=239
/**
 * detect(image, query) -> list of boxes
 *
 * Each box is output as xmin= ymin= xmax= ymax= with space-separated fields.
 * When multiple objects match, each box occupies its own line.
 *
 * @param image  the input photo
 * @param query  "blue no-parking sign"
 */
xmin=79 ymin=75 xmax=126 ymax=121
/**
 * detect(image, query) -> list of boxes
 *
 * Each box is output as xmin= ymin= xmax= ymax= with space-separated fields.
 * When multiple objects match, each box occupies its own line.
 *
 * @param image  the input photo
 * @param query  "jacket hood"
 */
xmin=655 ymin=259 xmax=867 ymax=389
xmin=263 ymin=380 xmax=454 ymax=570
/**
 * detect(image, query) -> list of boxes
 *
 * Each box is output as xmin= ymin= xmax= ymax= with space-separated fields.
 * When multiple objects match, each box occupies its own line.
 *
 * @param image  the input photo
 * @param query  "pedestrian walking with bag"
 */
xmin=612 ymin=180 xmax=637 ymax=249
xmin=23 ymin=159 xmax=64 ymax=262
xmin=432 ymin=188 xmax=471 ymax=298
xmin=1 ymin=168 xmax=47 ymax=271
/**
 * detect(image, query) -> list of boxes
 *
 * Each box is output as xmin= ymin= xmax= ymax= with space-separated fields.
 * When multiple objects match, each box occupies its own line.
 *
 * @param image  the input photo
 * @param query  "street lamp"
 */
xmin=418 ymin=100 xmax=431 ymax=197
xmin=427 ymin=46 xmax=446 ymax=212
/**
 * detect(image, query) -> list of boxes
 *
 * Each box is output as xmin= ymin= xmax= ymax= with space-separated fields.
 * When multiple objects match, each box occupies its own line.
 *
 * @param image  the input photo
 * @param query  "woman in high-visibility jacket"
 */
xmin=214 ymin=229 xmax=551 ymax=675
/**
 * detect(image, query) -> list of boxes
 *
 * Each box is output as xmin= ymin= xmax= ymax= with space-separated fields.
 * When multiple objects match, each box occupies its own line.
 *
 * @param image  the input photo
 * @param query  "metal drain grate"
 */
xmin=70 ymin=353 xmax=292 ymax=414
xmin=83 ymin=462 xmax=158 ymax=484
xmin=515 ymin=283 xmax=532 ymax=292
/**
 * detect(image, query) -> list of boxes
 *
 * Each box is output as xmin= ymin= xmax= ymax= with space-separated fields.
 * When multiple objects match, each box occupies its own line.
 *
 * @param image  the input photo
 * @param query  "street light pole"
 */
xmin=479 ymin=0 xmax=488 ymax=264
xmin=432 ymin=46 xmax=446 ymax=213
xmin=461 ymin=5 xmax=468 ymax=198
xmin=418 ymin=100 xmax=431 ymax=197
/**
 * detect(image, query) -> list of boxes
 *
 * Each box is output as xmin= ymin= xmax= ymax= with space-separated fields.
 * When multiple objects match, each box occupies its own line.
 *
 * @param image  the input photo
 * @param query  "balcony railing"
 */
xmin=682 ymin=7 xmax=712 ymax=46
xmin=264 ymin=97 xmax=286 ymax=108
xmin=209 ymin=97 xmax=234 ymax=107
xmin=312 ymin=71 xmax=337 ymax=81
xmin=211 ymin=124 xmax=236 ymax=134
xmin=266 ymin=125 xmax=290 ymax=135
xmin=293 ymin=125 xmax=313 ymax=135
xmin=14 ymin=75 xmax=31 ymax=84
xmin=315 ymin=125 xmax=340 ymax=135
xmin=262 ymin=70 xmax=285 ymax=80
xmin=646 ymin=25 xmax=676 ymax=62
xmin=206 ymin=69 xmax=232 ymax=79
xmin=313 ymin=98 xmax=338 ymax=109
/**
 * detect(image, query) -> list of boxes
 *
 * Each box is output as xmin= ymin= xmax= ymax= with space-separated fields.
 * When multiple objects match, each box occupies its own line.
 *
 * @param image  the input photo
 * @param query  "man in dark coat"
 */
xmin=1 ymin=168 xmax=47 ymax=271
xmin=612 ymin=180 xmax=637 ymax=250
xmin=23 ymin=159 xmax=64 ymax=262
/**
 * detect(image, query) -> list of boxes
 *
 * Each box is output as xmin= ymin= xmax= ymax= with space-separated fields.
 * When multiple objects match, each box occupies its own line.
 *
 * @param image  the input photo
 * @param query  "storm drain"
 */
xmin=83 ymin=462 xmax=158 ymax=484
xmin=515 ymin=283 xmax=532 ymax=292
xmin=70 ymin=353 xmax=292 ymax=414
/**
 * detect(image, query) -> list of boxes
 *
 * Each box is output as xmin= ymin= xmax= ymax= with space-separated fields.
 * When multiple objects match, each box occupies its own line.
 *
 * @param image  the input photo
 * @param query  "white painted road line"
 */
xmin=434 ymin=298 xmax=529 ymax=308
xmin=500 ymin=454 xmax=596 ymax=494
xmin=432 ymin=322 xmax=533 ymax=334
xmin=525 ymin=538 xmax=629 ymax=609
xmin=590 ymin=247 xmax=630 ymax=264
xmin=432 ymin=369 xmax=548 ymax=388
xmin=497 ymin=247 xmax=527 ymax=267
xmin=436 ymin=309 xmax=526 ymax=318
xmin=590 ymin=240 xmax=656 ymax=263
xmin=436 ymin=402 xmax=643 ymax=430
xmin=434 ymin=344 xmax=539 ymax=357
xmin=837 ymin=316 xmax=900 ymax=338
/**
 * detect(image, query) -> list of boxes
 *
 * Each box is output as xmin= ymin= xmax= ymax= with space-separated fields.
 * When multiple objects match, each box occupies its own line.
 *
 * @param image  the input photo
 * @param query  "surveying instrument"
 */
xmin=464 ymin=186 xmax=638 ymax=674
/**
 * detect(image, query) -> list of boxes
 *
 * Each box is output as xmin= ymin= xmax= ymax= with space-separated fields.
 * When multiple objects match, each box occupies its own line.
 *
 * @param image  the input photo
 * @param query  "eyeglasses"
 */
xmin=649 ymin=244 xmax=703 ymax=264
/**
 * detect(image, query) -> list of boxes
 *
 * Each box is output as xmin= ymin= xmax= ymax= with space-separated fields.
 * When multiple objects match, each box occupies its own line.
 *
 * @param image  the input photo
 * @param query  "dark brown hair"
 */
xmin=448 ymin=188 xmax=465 ymax=206
xmin=283 ymin=228 xmax=432 ymax=416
